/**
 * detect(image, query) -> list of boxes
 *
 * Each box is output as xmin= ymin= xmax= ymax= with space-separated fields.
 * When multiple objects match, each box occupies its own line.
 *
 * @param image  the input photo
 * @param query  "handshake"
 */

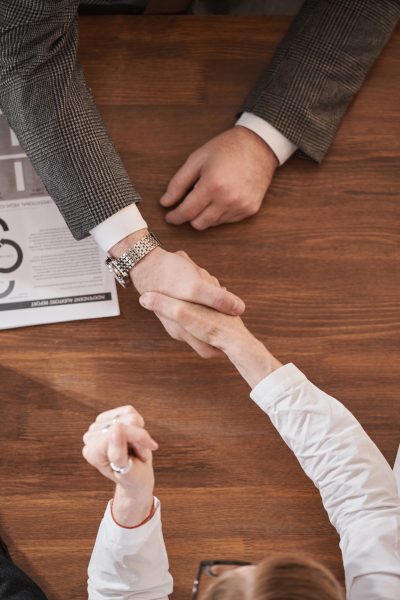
xmin=112 ymin=229 xmax=273 ymax=370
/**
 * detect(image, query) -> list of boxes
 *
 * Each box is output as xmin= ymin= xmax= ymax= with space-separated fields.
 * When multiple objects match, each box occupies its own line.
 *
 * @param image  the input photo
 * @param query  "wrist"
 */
xmin=109 ymin=228 xmax=149 ymax=258
xmin=112 ymin=484 xmax=155 ymax=528
xmin=226 ymin=331 xmax=281 ymax=388
xmin=129 ymin=246 xmax=166 ymax=291
xmin=235 ymin=125 xmax=279 ymax=171
xmin=109 ymin=229 xmax=165 ymax=290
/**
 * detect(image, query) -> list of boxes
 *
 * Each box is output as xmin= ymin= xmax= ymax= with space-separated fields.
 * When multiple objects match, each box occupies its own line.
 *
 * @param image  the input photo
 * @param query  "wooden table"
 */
xmin=1 ymin=15 xmax=399 ymax=600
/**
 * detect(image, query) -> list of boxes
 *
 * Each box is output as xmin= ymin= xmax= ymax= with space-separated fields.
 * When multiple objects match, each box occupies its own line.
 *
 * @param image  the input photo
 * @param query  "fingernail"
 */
xmin=160 ymin=193 xmax=171 ymax=206
xmin=139 ymin=294 xmax=149 ymax=308
xmin=165 ymin=213 xmax=174 ymax=224
xmin=234 ymin=299 xmax=245 ymax=314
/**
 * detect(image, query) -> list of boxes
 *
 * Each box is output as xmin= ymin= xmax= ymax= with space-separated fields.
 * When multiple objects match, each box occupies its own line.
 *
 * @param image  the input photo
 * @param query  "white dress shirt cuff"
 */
xmin=103 ymin=498 xmax=161 ymax=548
xmin=102 ymin=497 xmax=161 ymax=546
xmin=236 ymin=112 xmax=297 ymax=166
xmin=90 ymin=204 xmax=148 ymax=252
xmin=250 ymin=363 xmax=305 ymax=410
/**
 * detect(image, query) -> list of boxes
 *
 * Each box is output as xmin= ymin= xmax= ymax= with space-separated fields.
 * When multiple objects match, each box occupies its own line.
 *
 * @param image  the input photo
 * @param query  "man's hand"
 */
xmin=82 ymin=405 xmax=158 ymax=526
xmin=160 ymin=127 xmax=278 ymax=230
xmin=111 ymin=230 xmax=245 ymax=358
xmin=139 ymin=292 xmax=282 ymax=388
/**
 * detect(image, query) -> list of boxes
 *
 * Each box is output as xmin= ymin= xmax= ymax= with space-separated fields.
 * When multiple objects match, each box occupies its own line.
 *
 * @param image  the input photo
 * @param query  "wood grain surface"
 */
xmin=1 ymin=15 xmax=399 ymax=600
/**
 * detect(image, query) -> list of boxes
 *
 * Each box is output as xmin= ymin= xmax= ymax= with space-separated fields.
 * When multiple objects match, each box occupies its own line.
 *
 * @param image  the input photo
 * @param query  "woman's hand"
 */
xmin=139 ymin=293 xmax=282 ymax=388
xmin=82 ymin=405 xmax=158 ymax=526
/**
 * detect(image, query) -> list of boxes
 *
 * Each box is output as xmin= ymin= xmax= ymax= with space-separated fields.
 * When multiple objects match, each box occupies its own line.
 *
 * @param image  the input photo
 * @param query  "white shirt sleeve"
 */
xmin=250 ymin=363 xmax=400 ymax=600
xmin=88 ymin=498 xmax=173 ymax=600
xmin=90 ymin=204 xmax=148 ymax=252
xmin=236 ymin=112 xmax=297 ymax=165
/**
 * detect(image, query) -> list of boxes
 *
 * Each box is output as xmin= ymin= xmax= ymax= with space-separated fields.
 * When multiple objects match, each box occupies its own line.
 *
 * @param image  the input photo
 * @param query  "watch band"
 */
xmin=105 ymin=232 xmax=161 ymax=287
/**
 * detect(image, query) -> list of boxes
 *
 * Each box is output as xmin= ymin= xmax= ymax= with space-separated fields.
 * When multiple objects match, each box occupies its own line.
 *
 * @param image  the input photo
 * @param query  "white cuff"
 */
xmin=236 ymin=112 xmax=297 ymax=166
xmin=90 ymin=204 xmax=148 ymax=252
xmin=250 ymin=363 xmax=306 ymax=412
xmin=103 ymin=497 xmax=161 ymax=546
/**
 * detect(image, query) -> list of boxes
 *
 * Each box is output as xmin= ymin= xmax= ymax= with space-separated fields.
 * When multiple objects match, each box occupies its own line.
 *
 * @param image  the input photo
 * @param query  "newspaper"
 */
xmin=0 ymin=110 xmax=120 ymax=329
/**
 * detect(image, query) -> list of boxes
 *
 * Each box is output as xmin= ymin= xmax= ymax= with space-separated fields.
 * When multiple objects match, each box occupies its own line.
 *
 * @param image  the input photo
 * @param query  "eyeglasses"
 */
xmin=192 ymin=560 xmax=252 ymax=600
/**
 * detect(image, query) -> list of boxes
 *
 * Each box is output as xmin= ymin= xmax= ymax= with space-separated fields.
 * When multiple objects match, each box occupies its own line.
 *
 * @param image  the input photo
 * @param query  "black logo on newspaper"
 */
xmin=0 ymin=218 xmax=23 ymax=299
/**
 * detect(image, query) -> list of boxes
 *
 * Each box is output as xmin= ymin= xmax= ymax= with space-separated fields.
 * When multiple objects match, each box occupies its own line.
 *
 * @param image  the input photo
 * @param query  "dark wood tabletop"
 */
xmin=0 ymin=15 xmax=399 ymax=600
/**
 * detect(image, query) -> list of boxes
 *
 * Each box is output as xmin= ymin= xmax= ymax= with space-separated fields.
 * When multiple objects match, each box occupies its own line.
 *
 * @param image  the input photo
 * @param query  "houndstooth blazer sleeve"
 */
xmin=0 ymin=0 xmax=142 ymax=240
xmin=240 ymin=0 xmax=400 ymax=163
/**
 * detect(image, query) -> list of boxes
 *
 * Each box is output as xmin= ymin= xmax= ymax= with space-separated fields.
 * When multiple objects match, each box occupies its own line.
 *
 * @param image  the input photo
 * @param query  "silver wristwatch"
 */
xmin=105 ymin=232 xmax=161 ymax=287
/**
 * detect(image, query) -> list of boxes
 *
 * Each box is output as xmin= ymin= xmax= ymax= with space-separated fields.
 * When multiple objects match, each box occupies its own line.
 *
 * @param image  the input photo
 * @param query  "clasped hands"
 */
xmin=130 ymin=243 xmax=246 ymax=358
xmin=111 ymin=228 xmax=247 ymax=358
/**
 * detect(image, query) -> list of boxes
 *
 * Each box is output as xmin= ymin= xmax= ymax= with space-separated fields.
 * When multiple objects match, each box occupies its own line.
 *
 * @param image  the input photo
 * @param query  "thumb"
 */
xmin=193 ymin=281 xmax=245 ymax=316
xmin=160 ymin=154 xmax=201 ymax=207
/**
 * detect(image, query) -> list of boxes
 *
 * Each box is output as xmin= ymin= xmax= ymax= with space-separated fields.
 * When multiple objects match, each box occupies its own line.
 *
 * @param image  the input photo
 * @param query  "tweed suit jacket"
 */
xmin=0 ymin=1 xmax=399 ymax=240
xmin=240 ymin=0 xmax=400 ymax=163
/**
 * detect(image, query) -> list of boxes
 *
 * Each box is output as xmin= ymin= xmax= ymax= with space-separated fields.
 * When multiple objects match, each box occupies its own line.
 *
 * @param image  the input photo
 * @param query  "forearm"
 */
xmin=240 ymin=0 xmax=400 ymax=162
xmin=250 ymin=365 xmax=400 ymax=590
xmin=0 ymin=0 xmax=141 ymax=240
xmin=250 ymin=365 xmax=400 ymax=529
xmin=224 ymin=329 xmax=282 ymax=389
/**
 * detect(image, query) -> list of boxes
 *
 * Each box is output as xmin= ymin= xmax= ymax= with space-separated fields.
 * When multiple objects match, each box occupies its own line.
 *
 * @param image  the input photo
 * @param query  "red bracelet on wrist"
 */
xmin=110 ymin=497 xmax=156 ymax=530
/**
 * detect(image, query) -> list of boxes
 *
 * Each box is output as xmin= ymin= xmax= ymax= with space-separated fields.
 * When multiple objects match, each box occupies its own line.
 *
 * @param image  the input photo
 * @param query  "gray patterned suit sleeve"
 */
xmin=240 ymin=0 xmax=400 ymax=163
xmin=0 ymin=0 xmax=142 ymax=240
